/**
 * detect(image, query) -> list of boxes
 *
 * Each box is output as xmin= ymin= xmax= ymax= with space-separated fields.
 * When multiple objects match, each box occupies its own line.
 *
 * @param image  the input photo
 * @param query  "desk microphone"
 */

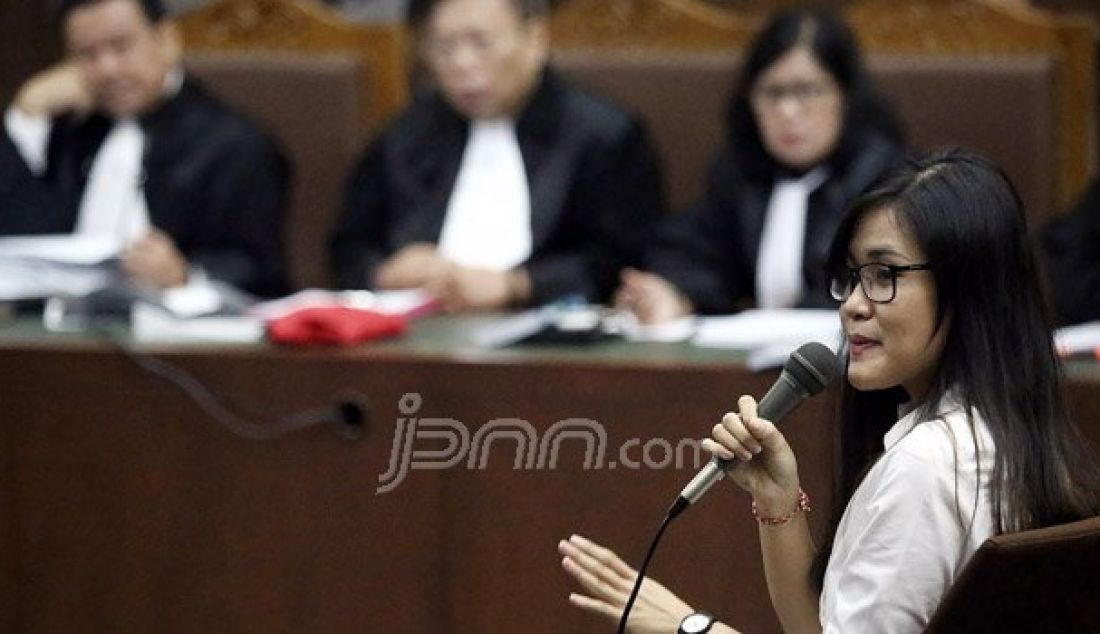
xmin=668 ymin=341 xmax=839 ymax=518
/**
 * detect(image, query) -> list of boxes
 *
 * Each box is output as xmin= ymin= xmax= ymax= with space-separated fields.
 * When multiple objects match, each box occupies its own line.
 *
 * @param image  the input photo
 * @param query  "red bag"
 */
xmin=267 ymin=306 xmax=407 ymax=345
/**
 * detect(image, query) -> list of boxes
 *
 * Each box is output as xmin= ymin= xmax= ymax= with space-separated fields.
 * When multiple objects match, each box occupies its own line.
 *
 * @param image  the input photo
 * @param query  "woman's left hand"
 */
xmin=702 ymin=395 xmax=802 ymax=517
xmin=559 ymin=534 xmax=694 ymax=634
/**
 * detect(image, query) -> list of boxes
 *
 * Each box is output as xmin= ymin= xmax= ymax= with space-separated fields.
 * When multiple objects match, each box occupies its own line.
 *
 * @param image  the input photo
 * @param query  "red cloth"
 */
xmin=267 ymin=306 xmax=407 ymax=345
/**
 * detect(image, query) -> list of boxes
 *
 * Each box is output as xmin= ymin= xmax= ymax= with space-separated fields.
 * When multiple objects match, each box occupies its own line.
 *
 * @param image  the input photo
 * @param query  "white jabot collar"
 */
xmin=755 ymin=167 xmax=829 ymax=309
xmin=438 ymin=118 xmax=532 ymax=270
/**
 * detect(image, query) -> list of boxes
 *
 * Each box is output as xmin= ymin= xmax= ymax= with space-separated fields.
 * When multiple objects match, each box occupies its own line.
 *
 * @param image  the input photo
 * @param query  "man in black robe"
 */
xmin=330 ymin=0 xmax=664 ymax=310
xmin=0 ymin=0 xmax=288 ymax=297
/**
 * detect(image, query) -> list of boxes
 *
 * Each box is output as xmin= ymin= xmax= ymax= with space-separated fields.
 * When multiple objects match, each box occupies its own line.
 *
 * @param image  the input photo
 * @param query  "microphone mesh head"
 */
xmin=785 ymin=342 xmax=840 ymax=394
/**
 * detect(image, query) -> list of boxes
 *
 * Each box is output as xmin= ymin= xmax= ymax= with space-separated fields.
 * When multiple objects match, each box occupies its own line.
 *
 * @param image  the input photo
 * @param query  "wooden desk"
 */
xmin=1 ymin=316 xmax=1097 ymax=633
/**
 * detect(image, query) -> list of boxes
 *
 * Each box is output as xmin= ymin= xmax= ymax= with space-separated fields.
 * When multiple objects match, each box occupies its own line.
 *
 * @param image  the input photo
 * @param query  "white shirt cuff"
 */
xmin=4 ymin=106 xmax=51 ymax=175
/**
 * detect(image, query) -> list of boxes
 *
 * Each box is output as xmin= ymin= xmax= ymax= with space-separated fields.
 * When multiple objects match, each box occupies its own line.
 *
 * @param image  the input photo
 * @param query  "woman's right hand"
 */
xmin=702 ymin=395 xmax=803 ymax=517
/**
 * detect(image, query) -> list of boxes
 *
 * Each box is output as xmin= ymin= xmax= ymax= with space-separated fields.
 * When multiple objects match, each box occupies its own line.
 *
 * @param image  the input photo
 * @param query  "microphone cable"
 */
xmin=87 ymin=319 xmax=368 ymax=442
xmin=616 ymin=499 xmax=686 ymax=634
xmin=120 ymin=347 xmax=366 ymax=441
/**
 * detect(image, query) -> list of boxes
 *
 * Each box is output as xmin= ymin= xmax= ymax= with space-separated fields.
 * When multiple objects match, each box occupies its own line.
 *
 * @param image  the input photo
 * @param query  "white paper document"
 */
xmin=0 ymin=234 xmax=120 ymax=265
xmin=1054 ymin=321 xmax=1100 ymax=356
xmin=692 ymin=309 xmax=842 ymax=370
xmin=131 ymin=303 xmax=265 ymax=344
xmin=468 ymin=309 xmax=550 ymax=348
xmin=694 ymin=309 xmax=840 ymax=348
xmin=0 ymin=260 xmax=115 ymax=300
xmin=0 ymin=234 xmax=121 ymax=300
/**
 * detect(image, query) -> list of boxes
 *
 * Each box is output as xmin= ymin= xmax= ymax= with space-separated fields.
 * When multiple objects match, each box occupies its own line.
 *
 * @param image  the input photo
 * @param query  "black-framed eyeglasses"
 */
xmin=829 ymin=262 xmax=932 ymax=304
xmin=751 ymin=80 xmax=837 ymax=109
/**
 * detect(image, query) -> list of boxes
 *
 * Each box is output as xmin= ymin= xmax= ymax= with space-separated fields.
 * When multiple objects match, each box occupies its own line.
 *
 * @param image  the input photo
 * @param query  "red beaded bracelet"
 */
xmin=751 ymin=489 xmax=811 ymax=526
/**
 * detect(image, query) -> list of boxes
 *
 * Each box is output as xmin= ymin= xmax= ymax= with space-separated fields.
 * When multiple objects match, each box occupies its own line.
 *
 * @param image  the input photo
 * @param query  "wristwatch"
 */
xmin=678 ymin=612 xmax=716 ymax=634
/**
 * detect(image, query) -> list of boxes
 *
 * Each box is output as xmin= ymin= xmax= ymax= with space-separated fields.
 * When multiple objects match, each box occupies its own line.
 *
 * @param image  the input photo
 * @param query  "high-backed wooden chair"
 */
xmin=176 ymin=0 xmax=409 ymax=290
xmin=924 ymin=515 xmax=1100 ymax=632
xmin=550 ymin=0 xmax=1097 ymax=222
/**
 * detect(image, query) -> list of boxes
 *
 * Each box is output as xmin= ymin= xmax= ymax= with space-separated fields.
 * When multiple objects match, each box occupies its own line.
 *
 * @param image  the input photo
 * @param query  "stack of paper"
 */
xmin=0 ymin=235 xmax=120 ymax=300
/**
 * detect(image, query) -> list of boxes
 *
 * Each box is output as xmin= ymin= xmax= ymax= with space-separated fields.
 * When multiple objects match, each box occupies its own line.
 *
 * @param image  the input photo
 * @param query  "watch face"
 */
xmin=682 ymin=613 xmax=713 ymax=633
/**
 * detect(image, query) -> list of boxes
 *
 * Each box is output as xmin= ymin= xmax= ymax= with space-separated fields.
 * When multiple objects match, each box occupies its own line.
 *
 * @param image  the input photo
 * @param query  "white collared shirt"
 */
xmin=820 ymin=397 xmax=997 ymax=633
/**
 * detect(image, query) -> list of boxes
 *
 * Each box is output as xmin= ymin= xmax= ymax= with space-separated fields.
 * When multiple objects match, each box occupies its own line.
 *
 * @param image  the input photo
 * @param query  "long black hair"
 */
xmin=811 ymin=149 xmax=1100 ymax=586
xmin=726 ymin=8 xmax=903 ymax=179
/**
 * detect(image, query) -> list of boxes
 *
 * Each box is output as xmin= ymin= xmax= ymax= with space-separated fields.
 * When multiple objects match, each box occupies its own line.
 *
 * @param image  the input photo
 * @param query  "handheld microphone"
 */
xmin=668 ymin=342 xmax=839 ymax=518
xmin=615 ymin=343 xmax=840 ymax=634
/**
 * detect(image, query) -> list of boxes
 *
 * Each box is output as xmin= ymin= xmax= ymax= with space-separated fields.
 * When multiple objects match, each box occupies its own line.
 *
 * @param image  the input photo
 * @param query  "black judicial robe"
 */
xmin=1041 ymin=179 xmax=1100 ymax=326
xmin=0 ymin=77 xmax=289 ymax=297
xmin=645 ymin=134 xmax=904 ymax=314
xmin=330 ymin=68 xmax=666 ymax=305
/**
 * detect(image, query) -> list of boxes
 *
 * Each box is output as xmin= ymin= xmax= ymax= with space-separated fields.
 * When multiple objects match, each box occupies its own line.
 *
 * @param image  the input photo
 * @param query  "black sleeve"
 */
xmin=188 ymin=131 xmax=290 ymax=298
xmin=329 ymin=138 xmax=393 ymax=290
xmin=524 ymin=119 xmax=665 ymax=304
xmin=646 ymin=151 xmax=753 ymax=314
xmin=0 ymin=127 xmax=72 ymax=236
xmin=1039 ymin=180 xmax=1100 ymax=325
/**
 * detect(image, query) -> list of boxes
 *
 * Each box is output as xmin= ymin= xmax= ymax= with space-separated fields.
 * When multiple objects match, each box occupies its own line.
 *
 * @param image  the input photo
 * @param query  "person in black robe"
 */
xmin=1039 ymin=177 xmax=1100 ymax=326
xmin=0 ymin=0 xmax=288 ymax=297
xmin=615 ymin=9 xmax=906 ymax=323
xmin=330 ymin=0 xmax=664 ymax=310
